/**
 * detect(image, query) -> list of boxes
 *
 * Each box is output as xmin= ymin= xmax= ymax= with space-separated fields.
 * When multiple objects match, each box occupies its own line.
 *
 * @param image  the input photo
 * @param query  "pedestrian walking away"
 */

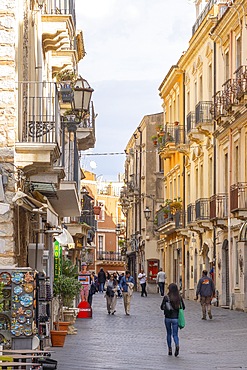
xmin=160 ymin=283 xmax=185 ymax=357
xmin=195 ymin=269 xmax=215 ymax=320
xmin=138 ymin=268 xmax=147 ymax=297
xmin=105 ymin=274 xmax=118 ymax=315
xmin=119 ymin=270 xmax=135 ymax=315
xmin=97 ymin=267 xmax=106 ymax=293
xmin=156 ymin=268 xmax=166 ymax=296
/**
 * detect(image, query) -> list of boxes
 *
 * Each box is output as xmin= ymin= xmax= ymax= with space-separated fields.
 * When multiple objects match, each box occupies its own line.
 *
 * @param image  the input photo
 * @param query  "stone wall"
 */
xmin=0 ymin=0 xmax=17 ymax=266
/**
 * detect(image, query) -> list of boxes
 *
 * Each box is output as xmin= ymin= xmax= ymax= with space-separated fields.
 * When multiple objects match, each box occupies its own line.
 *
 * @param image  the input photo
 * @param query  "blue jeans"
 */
xmin=164 ymin=318 xmax=179 ymax=348
xmin=99 ymin=282 xmax=105 ymax=292
xmin=158 ymin=282 xmax=165 ymax=296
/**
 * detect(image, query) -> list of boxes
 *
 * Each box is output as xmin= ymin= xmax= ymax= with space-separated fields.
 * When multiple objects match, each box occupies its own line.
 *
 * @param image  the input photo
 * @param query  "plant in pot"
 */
xmin=151 ymin=135 xmax=158 ymax=146
xmin=170 ymin=197 xmax=182 ymax=215
xmin=55 ymin=69 xmax=77 ymax=103
xmin=52 ymin=273 xmax=81 ymax=346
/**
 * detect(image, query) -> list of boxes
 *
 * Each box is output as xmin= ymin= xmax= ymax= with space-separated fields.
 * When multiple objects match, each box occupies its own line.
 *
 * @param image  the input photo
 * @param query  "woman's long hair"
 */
xmin=168 ymin=283 xmax=180 ymax=309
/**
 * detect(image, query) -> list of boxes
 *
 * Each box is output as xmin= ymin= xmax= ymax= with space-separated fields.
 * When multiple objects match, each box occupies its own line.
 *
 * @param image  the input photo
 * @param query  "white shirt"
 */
xmin=138 ymin=272 xmax=146 ymax=284
xmin=157 ymin=271 xmax=166 ymax=283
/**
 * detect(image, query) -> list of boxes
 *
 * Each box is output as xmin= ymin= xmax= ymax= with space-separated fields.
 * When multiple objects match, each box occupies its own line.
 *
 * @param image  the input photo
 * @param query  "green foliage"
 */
xmin=61 ymin=258 xmax=78 ymax=278
xmin=55 ymin=69 xmax=77 ymax=84
xmin=53 ymin=275 xmax=81 ymax=309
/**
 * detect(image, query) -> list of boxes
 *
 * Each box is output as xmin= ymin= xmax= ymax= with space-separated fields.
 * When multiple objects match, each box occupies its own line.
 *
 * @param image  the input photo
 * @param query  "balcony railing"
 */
xmin=195 ymin=101 xmax=213 ymax=126
xmin=230 ymin=183 xmax=247 ymax=211
xmin=187 ymin=112 xmax=195 ymax=134
xmin=187 ymin=203 xmax=196 ymax=224
xmin=210 ymin=194 xmax=228 ymax=219
xmin=164 ymin=124 xmax=176 ymax=144
xmin=192 ymin=0 xmax=217 ymax=35
xmin=195 ymin=198 xmax=210 ymax=220
xmin=42 ymin=0 xmax=76 ymax=28
xmin=18 ymin=82 xmax=61 ymax=144
xmin=234 ymin=65 xmax=247 ymax=100
xmin=174 ymin=127 xmax=188 ymax=145
xmin=156 ymin=208 xmax=174 ymax=228
xmin=97 ymin=251 xmax=123 ymax=261
xmin=175 ymin=211 xmax=183 ymax=229
xmin=212 ymin=90 xmax=226 ymax=119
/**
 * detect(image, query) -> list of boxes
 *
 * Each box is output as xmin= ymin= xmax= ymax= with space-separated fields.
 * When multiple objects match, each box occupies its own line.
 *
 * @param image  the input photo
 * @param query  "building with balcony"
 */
xmin=81 ymin=171 xmax=126 ymax=274
xmin=0 ymin=1 xmax=96 ymax=283
xmin=156 ymin=0 xmax=247 ymax=310
xmin=121 ymin=113 xmax=164 ymax=292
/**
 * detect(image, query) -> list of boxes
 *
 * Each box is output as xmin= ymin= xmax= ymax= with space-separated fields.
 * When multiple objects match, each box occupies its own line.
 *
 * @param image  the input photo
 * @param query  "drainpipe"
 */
xmin=137 ymin=127 xmax=143 ymax=261
xmin=213 ymin=41 xmax=217 ymax=265
xmin=182 ymin=71 xmax=186 ymax=296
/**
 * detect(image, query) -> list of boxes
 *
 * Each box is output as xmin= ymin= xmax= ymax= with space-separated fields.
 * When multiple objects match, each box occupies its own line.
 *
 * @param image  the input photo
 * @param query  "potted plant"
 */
xmin=55 ymin=69 xmax=77 ymax=103
xmin=151 ymin=135 xmax=158 ymax=146
xmin=52 ymin=262 xmax=81 ymax=346
xmin=170 ymin=197 xmax=182 ymax=214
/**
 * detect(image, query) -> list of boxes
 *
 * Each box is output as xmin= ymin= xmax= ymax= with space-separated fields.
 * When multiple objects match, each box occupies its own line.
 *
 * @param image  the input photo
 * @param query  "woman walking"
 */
xmin=105 ymin=274 xmax=118 ymax=315
xmin=160 ymin=283 xmax=185 ymax=357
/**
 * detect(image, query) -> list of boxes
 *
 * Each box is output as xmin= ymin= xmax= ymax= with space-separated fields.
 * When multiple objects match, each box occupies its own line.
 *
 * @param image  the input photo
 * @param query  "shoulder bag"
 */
xmin=178 ymin=301 xmax=185 ymax=329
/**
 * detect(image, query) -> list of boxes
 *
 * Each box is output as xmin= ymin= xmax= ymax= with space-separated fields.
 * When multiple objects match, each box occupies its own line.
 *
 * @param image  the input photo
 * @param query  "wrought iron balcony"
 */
xmin=192 ymin=0 xmax=217 ymax=36
xmin=18 ymin=81 xmax=61 ymax=145
xmin=156 ymin=207 xmax=174 ymax=228
xmin=42 ymin=0 xmax=76 ymax=28
xmin=210 ymin=193 xmax=228 ymax=220
xmin=195 ymin=101 xmax=213 ymax=126
xmin=187 ymin=111 xmax=195 ymax=134
xmin=212 ymin=90 xmax=226 ymax=120
xmin=187 ymin=203 xmax=196 ymax=224
xmin=234 ymin=65 xmax=247 ymax=100
xmin=230 ymin=183 xmax=247 ymax=218
xmin=97 ymin=251 xmax=123 ymax=262
xmin=164 ymin=124 xmax=176 ymax=145
xmin=195 ymin=198 xmax=210 ymax=221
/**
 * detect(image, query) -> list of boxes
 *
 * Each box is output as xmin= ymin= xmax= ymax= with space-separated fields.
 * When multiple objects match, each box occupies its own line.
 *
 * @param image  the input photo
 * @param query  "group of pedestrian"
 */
xmin=160 ymin=269 xmax=215 ymax=358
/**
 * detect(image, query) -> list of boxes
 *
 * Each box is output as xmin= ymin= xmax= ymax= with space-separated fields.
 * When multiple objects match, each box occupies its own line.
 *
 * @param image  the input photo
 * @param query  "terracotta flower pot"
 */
xmin=53 ymin=321 xmax=70 ymax=332
xmin=50 ymin=330 xmax=67 ymax=347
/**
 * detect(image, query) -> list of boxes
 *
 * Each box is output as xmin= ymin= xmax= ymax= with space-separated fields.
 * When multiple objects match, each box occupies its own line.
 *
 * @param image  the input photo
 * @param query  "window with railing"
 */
xmin=195 ymin=198 xmax=210 ymax=220
xmin=18 ymin=81 xmax=61 ymax=144
xmin=42 ymin=0 xmax=76 ymax=28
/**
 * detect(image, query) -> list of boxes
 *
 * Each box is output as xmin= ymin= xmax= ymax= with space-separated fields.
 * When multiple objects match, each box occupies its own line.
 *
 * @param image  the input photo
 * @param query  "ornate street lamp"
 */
xmin=144 ymin=206 xmax=151 ymax=221
xmin=73 ymin=77 xmax=94 ymax=118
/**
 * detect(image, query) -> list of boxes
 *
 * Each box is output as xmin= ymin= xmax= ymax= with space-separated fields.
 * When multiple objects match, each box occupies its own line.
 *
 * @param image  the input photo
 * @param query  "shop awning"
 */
xmin=54 ymin=228 xmax=75 ymax=247
xmin=12 ymin=190 xmax=59 ymax=227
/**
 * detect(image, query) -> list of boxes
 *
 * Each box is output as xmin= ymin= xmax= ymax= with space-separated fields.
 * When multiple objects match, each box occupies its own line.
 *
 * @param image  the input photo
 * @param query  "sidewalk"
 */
xmin=52 ymin=292 xmax=247 ymax=370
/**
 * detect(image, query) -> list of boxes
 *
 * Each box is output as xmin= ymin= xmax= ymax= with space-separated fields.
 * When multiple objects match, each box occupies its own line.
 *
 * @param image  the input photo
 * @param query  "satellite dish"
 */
xmin=90 ymin=161 xmax=97 ymax=169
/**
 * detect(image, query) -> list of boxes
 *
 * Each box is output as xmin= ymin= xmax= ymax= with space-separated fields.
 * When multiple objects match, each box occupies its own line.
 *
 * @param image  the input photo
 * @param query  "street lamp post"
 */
xmin=116 ymin=223 xmax=121 ymax=254
xmin=143 ymin=194 xmax=155 ymax=235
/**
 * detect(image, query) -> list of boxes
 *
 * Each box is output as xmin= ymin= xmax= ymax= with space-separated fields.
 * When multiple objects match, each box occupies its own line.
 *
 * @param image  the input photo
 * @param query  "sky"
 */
xmin=76 ymin=0 xmax=196 ymax=181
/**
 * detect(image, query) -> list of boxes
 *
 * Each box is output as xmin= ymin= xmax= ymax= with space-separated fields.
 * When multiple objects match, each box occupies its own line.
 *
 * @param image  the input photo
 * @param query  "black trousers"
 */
xmin=141 ymin=282 xmax=147 ymax=296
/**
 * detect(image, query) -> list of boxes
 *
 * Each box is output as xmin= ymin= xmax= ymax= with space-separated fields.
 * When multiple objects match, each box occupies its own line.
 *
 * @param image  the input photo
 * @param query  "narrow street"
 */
xmin=52 ymin=292 xmax=247 ymax=370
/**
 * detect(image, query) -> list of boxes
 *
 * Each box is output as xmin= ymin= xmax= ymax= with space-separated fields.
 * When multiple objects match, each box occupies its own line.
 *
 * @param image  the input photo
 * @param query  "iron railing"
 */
xmin=230 ymin=183 xmax=247 ymax=211
xmin=156 ymin=208 xmax=174 ymax=228
xmin=42 ymin=0 xmax=76 ymax=29
xmin=187 ymin=112 xmax=195 ymax=134
xmin=195 ymin=198 xmax=210 ymax=220
xmin=18 ymin=82 xmax=61 ymax=144
xmin=195 ymin=101 xmax=213 ymax=126
xmin=192 ymin=0 xmax=217 ymax=35
xmin=210 ymin=193 xmax=228 ymax=219
xmin=187 ymin=203 xmax=196 ymax=224
xmin=97 ymin=251 xmax=123 ymax=261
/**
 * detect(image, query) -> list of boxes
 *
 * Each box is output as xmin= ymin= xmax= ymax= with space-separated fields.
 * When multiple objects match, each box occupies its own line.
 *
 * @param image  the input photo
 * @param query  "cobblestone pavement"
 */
xmin=52 ymin=292 xmax=247 ymax=370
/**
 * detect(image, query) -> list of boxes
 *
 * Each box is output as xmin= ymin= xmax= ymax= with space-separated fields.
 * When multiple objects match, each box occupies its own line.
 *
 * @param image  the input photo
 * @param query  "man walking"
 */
xmin=195 ymin=270 xmax=215 ymax=320
xmin=97 ymin=267 xmax=106 ymax=293
xmin=156 ymin=268 xmax=166 ymax=296
xmin=138 ymin=268 xmax=147 ymax=297
xmin=119 ymin=270 xmax=135 ymax=315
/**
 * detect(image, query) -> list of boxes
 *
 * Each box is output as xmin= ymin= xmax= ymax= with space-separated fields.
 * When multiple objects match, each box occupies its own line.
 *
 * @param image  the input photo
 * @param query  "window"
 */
xmin=98 ymin=235 xmax=104 ymax=256
xmin=225 ymin=51 xmax=229 ymax=81
xmin=208 ymin=64 xmax=212 ymax=99
xmin=236 ymin=37 xmax=242 ymax=70
xmin=224 ymin=153 xmax=228 ymax=192
xmin=235 ymin=239 xmax=239 ymax=286
xmin=199 ymin=75 xmax=203 ymax=101
xmin=97 ymin=201 xmax=105 ymax=221
xmin=234 ymin=145 xmax=239 ymax=183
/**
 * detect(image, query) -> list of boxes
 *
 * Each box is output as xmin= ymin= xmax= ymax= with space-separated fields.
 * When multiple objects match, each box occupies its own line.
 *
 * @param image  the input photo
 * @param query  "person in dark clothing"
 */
xmin=97 ymin=268 xmax=106 ymax=293
xmin=161 ymin=283 xmax=185 ymax=357
xmin=195 ymin=270 xmax=215 ymax=320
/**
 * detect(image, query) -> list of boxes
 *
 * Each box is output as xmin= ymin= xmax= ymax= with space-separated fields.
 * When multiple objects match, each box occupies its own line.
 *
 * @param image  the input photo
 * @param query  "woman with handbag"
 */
xmin=105 ymin=274 xmax=118 ymax=315
xmin=160 ymin=283 xmax=185 ymax=357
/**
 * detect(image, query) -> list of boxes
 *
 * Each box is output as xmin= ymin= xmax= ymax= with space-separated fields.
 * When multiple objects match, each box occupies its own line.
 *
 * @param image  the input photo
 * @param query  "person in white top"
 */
xmin=156 ymin=268 xmax=166 ymax=296
xmin=138 ymin=269 xmax=147 ymax=297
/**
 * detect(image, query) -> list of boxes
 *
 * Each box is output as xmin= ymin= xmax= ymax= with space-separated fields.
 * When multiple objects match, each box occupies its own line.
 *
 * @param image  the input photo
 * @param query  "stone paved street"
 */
xmin=52 ymin=292 xmax=247 ymax=370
